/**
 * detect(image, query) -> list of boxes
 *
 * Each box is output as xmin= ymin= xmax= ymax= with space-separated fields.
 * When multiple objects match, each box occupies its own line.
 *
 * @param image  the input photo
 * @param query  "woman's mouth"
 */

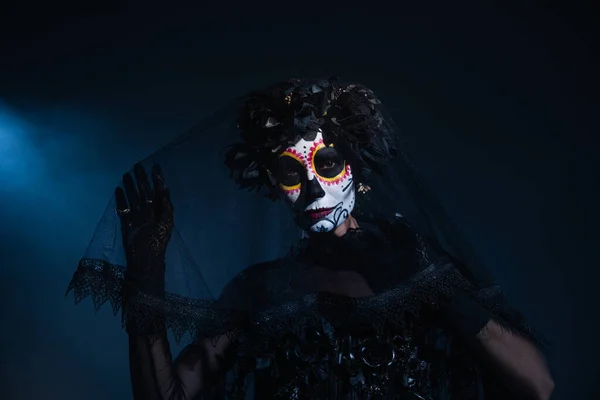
xmin=305 ymin=207 xmax=334 ymax=220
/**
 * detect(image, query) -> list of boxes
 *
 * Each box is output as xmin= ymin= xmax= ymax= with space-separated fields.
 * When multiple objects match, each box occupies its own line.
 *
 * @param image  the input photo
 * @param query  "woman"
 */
xmin=68 ymin=78 xmax=553 ymax=399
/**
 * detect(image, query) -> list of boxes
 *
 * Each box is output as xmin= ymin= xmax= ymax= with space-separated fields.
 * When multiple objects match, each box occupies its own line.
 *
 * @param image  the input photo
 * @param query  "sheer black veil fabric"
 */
xmin=66 ymin=79 xmax=540 ymax=394
xmin=67 ymin=101 xmax=302 ymax=339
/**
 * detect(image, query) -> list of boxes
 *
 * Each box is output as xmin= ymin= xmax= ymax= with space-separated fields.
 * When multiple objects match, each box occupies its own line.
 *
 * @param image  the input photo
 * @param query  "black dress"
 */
xmin=121 ymin=219 xmax=536 ymax=399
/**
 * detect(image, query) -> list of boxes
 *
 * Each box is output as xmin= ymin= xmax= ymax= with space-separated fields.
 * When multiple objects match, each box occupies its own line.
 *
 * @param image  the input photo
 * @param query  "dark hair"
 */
xmin=224 ymin=78 xmax=397 ymax=199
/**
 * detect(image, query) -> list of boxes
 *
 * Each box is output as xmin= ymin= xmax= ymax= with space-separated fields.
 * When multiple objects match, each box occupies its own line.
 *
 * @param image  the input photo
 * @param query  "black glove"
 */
xmin=115 ymin=163 xmax=174 ymax=296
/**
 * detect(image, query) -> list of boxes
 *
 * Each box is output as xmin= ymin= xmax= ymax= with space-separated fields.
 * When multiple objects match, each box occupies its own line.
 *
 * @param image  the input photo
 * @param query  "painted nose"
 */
xmin=306 ymin=177 xmax=325 ymax=203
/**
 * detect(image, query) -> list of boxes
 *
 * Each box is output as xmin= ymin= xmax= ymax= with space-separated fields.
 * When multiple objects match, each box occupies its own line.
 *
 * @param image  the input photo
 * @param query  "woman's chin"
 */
xmin=309 ymin=220 xmax=336 ymax=233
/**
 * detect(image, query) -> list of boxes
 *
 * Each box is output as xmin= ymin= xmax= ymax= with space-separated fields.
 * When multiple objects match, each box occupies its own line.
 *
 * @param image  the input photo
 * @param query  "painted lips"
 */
xmin=305 ymin=207 xmax=334 ymax=219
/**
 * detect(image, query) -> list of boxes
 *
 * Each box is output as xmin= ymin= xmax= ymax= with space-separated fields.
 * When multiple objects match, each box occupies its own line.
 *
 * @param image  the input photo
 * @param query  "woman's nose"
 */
xmin=306 ymin=177 xmax=325 ymax=203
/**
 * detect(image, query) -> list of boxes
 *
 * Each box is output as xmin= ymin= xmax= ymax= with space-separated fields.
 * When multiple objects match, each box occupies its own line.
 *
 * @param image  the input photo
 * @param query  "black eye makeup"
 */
xmin=313 ymin=147 xmax=345 ymax=179
xmin=276 ymin=155 xmax=304 ymax=187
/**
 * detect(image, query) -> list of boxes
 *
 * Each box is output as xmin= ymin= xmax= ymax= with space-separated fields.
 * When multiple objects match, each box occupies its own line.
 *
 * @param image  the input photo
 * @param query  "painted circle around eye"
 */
xmin=280 ymin=150 xmax=304 ymax=165
xmin=310 ymin=142 xmax=348 ymax=183
xmin=278 ymin=151 xmax=304 ymax=192
xmin=279 ymin=182 xmax=301 ymax=192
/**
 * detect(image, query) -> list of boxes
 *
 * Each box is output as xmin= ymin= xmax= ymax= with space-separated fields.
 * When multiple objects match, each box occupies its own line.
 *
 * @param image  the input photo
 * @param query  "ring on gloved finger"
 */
xmin=116 ymin=207 xmax=131 ymax=215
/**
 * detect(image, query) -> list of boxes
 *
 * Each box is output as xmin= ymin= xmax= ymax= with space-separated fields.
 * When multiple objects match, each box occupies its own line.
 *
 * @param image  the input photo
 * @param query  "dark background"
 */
xmin=0 ymin=2 xmax=597 ymax=399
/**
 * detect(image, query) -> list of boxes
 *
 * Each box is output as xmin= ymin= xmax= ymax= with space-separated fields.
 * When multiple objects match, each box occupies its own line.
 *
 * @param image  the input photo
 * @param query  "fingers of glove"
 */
xmin=115 ymin=187 xmax=129 ymax=215
xmin=152 ymin=164 xmax=166 ymax=193
xmin=134 ymin=163 xmax=153 ymax=202
xmin=159 ymin=189 xmax=174 ymax=221
xmin=151 ymin=164 xmax=174 ymax=222
xmin=123 ymin=172 xmax=141 ymax=209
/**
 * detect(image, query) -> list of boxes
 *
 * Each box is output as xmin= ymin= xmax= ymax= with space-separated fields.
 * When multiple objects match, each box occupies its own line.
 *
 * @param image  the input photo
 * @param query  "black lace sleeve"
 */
xmin=382 ymin=217 xmax=542 ymax=345
xmin=123 ymin=278 xmax=247 ymax=400
xmin=123 ymin=266 xmax=249 ymax=400
xmin=67 ymin=258 xmax=245 ymax=400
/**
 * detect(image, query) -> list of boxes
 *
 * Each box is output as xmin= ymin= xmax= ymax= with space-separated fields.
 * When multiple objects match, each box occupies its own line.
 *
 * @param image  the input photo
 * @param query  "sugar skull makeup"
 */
xmin=275 ymin=129 xmax=355 ymax=232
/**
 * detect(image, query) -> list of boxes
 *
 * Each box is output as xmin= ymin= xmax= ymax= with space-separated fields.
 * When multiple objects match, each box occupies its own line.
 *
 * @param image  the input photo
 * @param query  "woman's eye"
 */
xmin=321 ymin=161 xmax=336 ymax=170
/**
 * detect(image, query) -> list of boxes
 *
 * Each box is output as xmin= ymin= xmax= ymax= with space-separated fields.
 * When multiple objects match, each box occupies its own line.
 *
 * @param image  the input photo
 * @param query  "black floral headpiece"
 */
xmin=225 ymin=78 xmax=397 ymax=199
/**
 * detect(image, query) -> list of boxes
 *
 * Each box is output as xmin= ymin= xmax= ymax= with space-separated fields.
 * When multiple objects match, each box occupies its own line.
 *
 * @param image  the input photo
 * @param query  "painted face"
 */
xmin=275 ymin=129 xmax=355 ymax=232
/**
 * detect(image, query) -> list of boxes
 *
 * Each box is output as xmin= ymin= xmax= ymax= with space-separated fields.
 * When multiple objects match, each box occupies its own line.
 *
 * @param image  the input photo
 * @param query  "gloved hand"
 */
xmin=115 ymin=163 xmax=174 ymax=296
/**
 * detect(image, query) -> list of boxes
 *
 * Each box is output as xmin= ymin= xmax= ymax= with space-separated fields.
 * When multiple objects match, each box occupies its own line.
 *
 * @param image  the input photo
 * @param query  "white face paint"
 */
xmin=275 ymin=130 xmax=355 ymax=233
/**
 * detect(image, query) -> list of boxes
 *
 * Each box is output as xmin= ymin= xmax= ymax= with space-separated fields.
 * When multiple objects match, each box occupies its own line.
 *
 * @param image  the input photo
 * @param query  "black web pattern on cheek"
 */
xmin=312 ymin=201 xmax=346 ymax=233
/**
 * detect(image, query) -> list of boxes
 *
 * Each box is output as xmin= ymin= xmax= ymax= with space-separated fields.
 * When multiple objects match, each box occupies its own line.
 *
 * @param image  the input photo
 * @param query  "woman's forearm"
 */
xmin=129 ymin=332 xmax=192 ymax=400
xmin=476 ymin=320 xmax=554 ymax=400
xmin=128 ymin=331 xmax=234 ymax=400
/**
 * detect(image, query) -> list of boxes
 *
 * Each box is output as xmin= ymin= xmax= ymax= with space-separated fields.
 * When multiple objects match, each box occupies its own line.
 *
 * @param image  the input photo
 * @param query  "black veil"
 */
xmin=67 ymin=78 xmax=537 ymax=347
